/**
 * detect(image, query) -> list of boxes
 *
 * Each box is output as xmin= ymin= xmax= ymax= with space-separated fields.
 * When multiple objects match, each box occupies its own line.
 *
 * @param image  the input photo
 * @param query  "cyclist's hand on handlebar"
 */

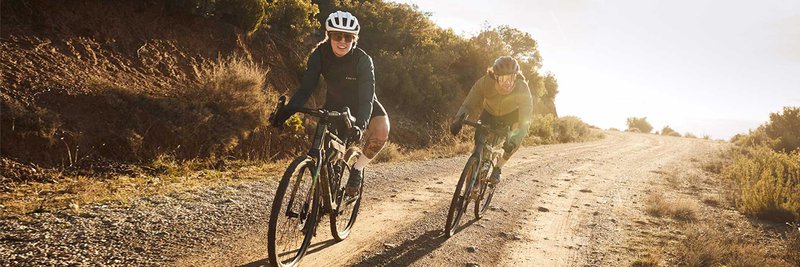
xmin=449 ymin=115 xmax=465 ymax=136
xmin=449 ymin=121 xmax=462 ymax=136
xmin=270 ymin=108 xmax=293 ymax=129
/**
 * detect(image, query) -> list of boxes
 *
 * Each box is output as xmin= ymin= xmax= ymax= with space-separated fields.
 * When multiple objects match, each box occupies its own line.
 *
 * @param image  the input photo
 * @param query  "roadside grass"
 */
xmin=637 ymin=153 xmax=797 ymax=266
xmin=677 ymin=224 xmax=789 ymax=267
xmin=722 ymin=145 xmax=799 ymax=223
xmin=630 ymin=254 xmax=660 ymax=267
xmin=701 ymin=194 xmax=721 ymax=207
xmin=2 ymin=115 xmax=602 ymax=216
xmin=645 ymin=192 xmax=698 ymax=222
xmin=789 ymin=226 xmax=800 ymax=265
xmin=1 ymin=137 xmax=476 ymax=216
xmin=372 ymin=141 xmax=404 ymax=163
xmin=1 ymin=158 xmax=290 ymax=215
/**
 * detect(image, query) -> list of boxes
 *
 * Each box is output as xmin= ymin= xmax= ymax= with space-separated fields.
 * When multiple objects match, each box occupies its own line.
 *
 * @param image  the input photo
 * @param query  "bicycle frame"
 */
xmin=298 ymin=110 xmax=353 ymax=217
xmin=464 ymin=120 xmax=510 ymax=176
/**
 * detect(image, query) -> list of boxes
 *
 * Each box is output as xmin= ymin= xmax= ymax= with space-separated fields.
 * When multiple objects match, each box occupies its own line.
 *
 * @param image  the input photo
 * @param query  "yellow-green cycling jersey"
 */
xmin=455 ymin=74 xmax=533 ymax=145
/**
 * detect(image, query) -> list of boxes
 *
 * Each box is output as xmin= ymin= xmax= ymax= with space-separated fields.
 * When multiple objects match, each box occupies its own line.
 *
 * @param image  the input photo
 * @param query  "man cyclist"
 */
xmin=450 ymin=56 xmax=533 ymax=184
xmin=273 ymin=11 xmax=390 ymax=197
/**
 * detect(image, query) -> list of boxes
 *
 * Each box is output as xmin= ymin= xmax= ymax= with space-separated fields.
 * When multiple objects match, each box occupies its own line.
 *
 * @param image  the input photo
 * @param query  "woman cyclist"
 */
xmin=450 ymin=56 xmax=533 ymax=184
xmin=273 ymin=11 xmax=390 ymax=197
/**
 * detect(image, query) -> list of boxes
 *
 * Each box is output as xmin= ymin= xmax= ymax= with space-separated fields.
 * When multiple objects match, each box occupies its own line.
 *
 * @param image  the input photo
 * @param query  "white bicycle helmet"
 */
xmin=325 ymin=11 xmax=360 ymax=34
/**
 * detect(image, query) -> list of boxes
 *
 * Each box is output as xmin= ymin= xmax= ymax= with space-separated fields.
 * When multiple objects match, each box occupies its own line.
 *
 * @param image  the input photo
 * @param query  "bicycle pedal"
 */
xmin=285 ymin=210 xmax=299 ymax=218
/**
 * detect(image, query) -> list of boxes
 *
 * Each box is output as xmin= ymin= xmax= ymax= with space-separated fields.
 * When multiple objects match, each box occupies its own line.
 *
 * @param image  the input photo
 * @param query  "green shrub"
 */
xmin=723 ymin=145 xmax=800 ymax=222
xmin=764 ymin=107 xmax=800 ymax=153
xmin=216 ymin=0 xmax=267 ymax=34
xmin=554 ymin=116 xmax=592 ymax=143
xmin=265 ymin=0 xmax=319 ymax=42
xmin=528 ymin=114 xmax=556 ymax=143
xmin=731 ymin=107 xmax=799 ymax=153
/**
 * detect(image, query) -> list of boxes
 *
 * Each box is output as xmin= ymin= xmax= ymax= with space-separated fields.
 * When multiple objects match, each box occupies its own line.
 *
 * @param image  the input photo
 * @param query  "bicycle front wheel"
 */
xmin=330 ymin=147 xmax=363 ymax=241
xmin=474 ymin=162 xmax=496 ymax=219
xmin=445 ymin=156 xmax=479 ymax=237
xmin=268 ymin=157 xmax=319 ymax=267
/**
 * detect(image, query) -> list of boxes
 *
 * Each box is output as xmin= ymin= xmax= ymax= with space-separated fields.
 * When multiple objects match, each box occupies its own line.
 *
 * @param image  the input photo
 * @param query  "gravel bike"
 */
xmin=444 ymin=119 xmax=509 ymax=237
xmin=267 ymin=96 xmax=363 ymax=267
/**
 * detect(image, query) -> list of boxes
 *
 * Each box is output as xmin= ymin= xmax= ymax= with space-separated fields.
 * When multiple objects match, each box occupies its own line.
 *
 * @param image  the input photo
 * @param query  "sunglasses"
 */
xmin=497 ymin=74 xmax=516 ymax=84
xmin=329 ymin=31 xmax=356 ymax=43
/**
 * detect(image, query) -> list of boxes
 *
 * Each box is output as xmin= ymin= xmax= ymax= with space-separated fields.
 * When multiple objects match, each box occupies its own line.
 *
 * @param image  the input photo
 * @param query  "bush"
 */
xmin=626 ymin=117 xmax=653 ymax=133
xmin=528 ymin=114 xmax=556 ymax=143
xmin=554 ymin=116 xmax=592 ymax=143
xmin=661 ymin=126 xmax=681 ymax=137
xmin=733 ymin=126 xmax=778 ymax=150
xmin=216 ymin=0 xmax=267 ymax=34
xmin=723 ymin=145 xmax=800 ymax=222
xmin=165 ymin=0 xmax=217 ymax=17
xmin=764 ymin=107 xmax=800 ymax=153
xmin=265 ymin=0 xmax=319 ymax=42
xmin=731 ymin=107 xmax=799 ymax=153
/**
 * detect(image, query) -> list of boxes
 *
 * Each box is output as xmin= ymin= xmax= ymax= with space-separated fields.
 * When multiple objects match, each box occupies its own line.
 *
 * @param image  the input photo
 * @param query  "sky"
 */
xmin=389 ymin=0 xmax=800 ymax=140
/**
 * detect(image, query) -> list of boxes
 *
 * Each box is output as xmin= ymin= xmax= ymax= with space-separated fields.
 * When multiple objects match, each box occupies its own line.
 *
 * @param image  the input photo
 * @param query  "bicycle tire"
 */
xmin=445 ymin=156 xmax=479 ymax=237
xmin=268 ymin=157 xmax=319 ymax=267
xmin=330 ymin=147 xmax=363 ymax=241
xmin=474 ymin=161 xmax=496 ymax=218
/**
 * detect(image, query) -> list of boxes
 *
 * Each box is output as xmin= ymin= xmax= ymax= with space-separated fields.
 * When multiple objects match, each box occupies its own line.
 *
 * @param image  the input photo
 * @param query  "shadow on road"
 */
xmin=240 ymin=217 xmax=479 ymax=266
xmin=238 ymin=239 xmax=337 ymax=267
xmin=351 ymin=219 xmax=478 ymax=266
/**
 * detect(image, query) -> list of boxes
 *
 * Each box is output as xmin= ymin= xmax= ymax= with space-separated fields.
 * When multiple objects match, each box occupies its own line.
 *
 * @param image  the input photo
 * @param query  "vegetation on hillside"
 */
xmin=1 ymin=0 xmax=589 ymax=184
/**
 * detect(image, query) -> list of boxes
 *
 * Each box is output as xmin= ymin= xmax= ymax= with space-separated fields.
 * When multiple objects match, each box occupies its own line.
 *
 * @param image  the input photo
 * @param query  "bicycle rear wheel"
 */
xmin=474 ymin=162 xmax=496 ymax=218
xmin=330 ymin=148 xmax=363 ymax=241
xmin=445 ymin=156 xmax=479 ymax=237
xmin=268 ymin=157 xmax=319 ymax=267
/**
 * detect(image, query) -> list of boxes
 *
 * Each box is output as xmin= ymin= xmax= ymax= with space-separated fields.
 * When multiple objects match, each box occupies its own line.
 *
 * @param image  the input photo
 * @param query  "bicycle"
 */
xmin=267 ymin=96 xmax=363 ymax=267
xmin=444 ymin=119 xmax=510 ymax=237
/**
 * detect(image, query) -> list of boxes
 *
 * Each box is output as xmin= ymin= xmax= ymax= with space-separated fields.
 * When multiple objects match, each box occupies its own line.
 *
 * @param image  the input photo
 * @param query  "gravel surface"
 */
xmin=2 ymin=132 xmax=738 ymax=266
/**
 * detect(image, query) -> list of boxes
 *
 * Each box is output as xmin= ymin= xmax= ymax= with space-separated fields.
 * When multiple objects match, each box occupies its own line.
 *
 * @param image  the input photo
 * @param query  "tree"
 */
xmin=626 ymin=117 xmax=653 ymax=133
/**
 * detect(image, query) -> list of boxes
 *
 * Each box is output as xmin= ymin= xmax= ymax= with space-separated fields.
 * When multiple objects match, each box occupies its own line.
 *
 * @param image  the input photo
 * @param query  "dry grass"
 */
xmin=788 ymin=227 xmax=800 ymax=265
xmin=676 ymin=224 xmax=791 ymax=267
xmin=630 ymin=254 xmax=660 ymax=267
xmin=0 ymin=158 xmax=290 ymax=215
xmin=645 ymin=192 xmax=698 ymax=222
xmin=404 ymin=141 xmax=473 ymax=161
xmin=702 ymin=195 xmax=721 ymax=207
xmin=645 ymin=192 xmax=670 ymax=217
xmin=670 ymin=199 xmax=699 ymax=222
xmin=372 ymin=141 xmax=403 ymax=163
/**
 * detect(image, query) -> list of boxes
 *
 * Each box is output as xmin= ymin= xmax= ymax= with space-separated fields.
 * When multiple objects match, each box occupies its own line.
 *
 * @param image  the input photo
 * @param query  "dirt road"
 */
xmin=1 ymin=131 xmax=724 ymax=266
xmin=176 ymin=131 xmax=724 ymax=266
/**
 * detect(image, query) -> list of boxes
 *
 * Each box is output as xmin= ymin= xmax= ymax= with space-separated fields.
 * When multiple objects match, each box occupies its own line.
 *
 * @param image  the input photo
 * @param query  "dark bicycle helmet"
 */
xmin=492 ymin=56 xmax=520 ymax=76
